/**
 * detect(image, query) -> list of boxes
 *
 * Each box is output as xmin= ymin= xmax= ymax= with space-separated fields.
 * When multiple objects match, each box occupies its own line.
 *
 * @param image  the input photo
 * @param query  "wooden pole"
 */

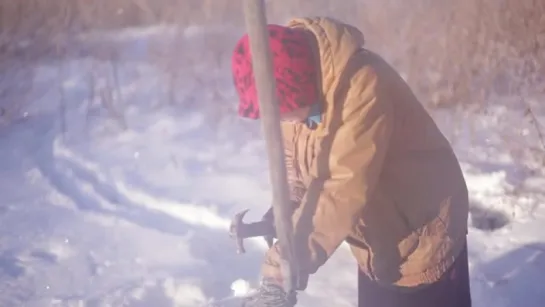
xmin=242 ymin=0 xmax=299 ymax=295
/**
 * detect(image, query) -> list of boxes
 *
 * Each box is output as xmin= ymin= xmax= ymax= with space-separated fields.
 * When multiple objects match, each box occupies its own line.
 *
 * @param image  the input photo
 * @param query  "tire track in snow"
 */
xmin=32 ymin=138 xmax=268 ymax=303
xmin=50 ymin=138 xmax=231 ymax=231
xmin=31 ymin=135 xmax=232 ymax=239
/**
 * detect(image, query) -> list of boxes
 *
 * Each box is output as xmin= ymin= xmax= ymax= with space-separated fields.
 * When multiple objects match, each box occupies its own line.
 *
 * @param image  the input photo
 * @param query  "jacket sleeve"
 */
xmin=293 ymin=64 xmax=394 ymax=274
xmin=281 ymin=122 xmax=306 ymax=204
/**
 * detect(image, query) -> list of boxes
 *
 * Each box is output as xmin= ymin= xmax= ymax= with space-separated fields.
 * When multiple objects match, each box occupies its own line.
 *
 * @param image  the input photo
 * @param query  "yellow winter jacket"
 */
xmin=262 ymin=17 xmax=469 ymax=289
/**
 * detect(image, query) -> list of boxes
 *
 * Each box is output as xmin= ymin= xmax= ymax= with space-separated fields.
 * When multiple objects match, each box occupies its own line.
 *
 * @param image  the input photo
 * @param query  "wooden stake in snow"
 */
xmin=242 ymin=0 xmax=300 ymax=295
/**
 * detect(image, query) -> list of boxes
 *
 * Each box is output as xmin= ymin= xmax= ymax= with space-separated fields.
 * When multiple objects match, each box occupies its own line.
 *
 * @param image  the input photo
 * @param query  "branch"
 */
xmin=523 ymin=99 xmax=545 ymax=152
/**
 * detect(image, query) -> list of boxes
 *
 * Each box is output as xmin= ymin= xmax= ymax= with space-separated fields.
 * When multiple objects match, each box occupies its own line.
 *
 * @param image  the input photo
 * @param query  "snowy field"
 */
xmin=0 ymin=25 xmax=544 ymax=307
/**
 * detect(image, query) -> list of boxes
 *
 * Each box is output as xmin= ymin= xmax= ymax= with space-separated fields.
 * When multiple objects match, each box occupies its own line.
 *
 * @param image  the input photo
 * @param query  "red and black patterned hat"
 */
xmin=231 ymin=24 xmax=318 ymax=119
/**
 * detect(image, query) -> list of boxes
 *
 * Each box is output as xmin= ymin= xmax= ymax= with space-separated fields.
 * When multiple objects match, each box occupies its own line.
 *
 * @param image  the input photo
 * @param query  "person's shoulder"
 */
xmin=345 ymin=49 xmax=387 ymax=76
xmin=331 ymin=49 xmax=397 ymax=119
xmin=354 ymin=49 xmax=406 ymax=83
xmin=342 ymin=48 xmax=412 ymax=102
xmin=338 ymin=49 xmax=382 ymax=94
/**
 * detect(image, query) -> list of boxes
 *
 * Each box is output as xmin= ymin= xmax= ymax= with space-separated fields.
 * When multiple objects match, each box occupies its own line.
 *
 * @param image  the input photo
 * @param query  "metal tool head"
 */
xmin=229 ymin=209 xmax=250 ymax=254
xmin=229 ymin=209 xmax=277 ymax=254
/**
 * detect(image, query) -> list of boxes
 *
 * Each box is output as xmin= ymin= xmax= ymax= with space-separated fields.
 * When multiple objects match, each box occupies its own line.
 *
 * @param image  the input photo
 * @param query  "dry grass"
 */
xmin=0 ymin=0 xmax=543 ymax=186
xmin=0 ymin=1 xmax=544 ymax=159
xmin=1 ymin=0 xmax=544 ymax=108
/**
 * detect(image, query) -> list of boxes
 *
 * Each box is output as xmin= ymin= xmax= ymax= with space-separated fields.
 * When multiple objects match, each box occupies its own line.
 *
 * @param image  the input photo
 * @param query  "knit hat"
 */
xmin=231 ymin=24 xmax=318 ymax=119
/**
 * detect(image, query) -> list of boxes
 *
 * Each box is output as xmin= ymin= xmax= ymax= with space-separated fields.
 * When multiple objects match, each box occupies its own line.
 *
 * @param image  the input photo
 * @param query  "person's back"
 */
xmin=231 ymin=16 xmax=471 ymax=307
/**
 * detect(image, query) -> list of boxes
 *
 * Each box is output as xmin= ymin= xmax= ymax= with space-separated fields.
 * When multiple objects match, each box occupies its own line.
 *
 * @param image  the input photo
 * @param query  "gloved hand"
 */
xmin=245 ymin=201 xmax=306 ymax=307
xmin=261 ymin=241 xmax=309 ymax=292
xmin=241 ymin=278 xmax=298 ymax=307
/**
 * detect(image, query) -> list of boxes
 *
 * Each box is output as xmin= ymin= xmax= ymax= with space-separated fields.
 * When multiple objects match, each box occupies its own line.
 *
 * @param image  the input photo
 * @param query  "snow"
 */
xmin=0 ymin=25 xmax=544 ymax=307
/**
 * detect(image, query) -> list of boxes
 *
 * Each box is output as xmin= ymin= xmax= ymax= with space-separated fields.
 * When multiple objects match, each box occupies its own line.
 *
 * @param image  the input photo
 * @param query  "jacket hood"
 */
xmin=287 ymin=17 xmax=365 ymax=98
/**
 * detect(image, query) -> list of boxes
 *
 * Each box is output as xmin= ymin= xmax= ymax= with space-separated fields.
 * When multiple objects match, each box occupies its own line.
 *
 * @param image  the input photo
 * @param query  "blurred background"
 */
xmin=2 ymin=0 xmax=544 ymax=171
xmin=1 ymin=0 xmax=543 ymax=108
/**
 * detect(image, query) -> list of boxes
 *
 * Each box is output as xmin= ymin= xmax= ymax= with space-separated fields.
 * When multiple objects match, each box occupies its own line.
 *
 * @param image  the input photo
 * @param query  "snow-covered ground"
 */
xmin=0 ymin=25 xmax=544 ymax=307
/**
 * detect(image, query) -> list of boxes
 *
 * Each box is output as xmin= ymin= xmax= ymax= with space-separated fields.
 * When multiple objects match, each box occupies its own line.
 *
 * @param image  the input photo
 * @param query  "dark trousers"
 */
xmin=358 ymin=245 xmax=472 ymax=307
